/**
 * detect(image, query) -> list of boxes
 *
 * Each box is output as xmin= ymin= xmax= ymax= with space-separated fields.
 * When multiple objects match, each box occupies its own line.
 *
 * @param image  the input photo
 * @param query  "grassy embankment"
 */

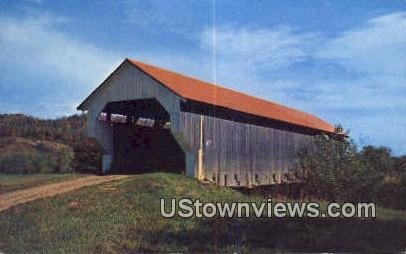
xmin=0 ymin=173 xmax=405 ymax=253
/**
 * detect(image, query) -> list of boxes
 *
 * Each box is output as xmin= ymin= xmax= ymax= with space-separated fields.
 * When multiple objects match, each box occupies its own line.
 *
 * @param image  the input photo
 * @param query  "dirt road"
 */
xmin=0 ymin=175 xmax=128 ymax=212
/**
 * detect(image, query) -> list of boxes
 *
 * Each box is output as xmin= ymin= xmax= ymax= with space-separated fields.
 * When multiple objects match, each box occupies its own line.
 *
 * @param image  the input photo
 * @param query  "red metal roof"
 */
xmin=127 ymin=59 xmax=335 ymax=133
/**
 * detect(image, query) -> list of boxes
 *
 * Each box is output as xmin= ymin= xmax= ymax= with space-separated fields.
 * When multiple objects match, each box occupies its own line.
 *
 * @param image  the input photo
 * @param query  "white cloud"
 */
xmin=0 ymin=12 xmax=126 ymax=118
xmin=0 ymin=13 xmax=122 ymax=90
xmin=200 ymin=25 xmax=321 ymax=70
xmin=318 ymin=12 xmax=406 ymax=75
xmin=311 ymin=12 xmax=406 ymax=113
xmin=0 ymin=11 xmax=215 ymax=117
xmin=193 ymin=25 xmax=325 ymax=105
xmin=124 ymin=0 xmax=211 ymax=38
xmin=290 ymin=12 xmax=406 ymax=155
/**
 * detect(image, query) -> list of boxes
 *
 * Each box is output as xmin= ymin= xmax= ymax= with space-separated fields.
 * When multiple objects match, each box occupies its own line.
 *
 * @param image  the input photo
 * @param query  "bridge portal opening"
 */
xmin=100 ymin=98 xmax=185 ymax=174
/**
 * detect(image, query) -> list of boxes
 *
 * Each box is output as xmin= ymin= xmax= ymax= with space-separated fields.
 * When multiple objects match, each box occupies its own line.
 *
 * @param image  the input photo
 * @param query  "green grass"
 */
xmin=0 ymin=173 xmax=87 ymax=194
xmin=0 ymin=173 xmax=405 ymax=253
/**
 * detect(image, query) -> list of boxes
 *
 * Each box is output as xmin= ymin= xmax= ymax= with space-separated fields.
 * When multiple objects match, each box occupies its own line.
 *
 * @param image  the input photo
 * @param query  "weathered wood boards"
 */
xmin=180 ymin=111 xmax=312 ymax=187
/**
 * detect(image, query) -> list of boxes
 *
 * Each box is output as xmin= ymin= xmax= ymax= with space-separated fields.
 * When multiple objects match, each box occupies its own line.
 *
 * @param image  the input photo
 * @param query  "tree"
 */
xmin=359 ymin=146 xmax=393 ymax=174
xmin=294 ymin=126 xmax=370 ymax=202
xmin=293 ymin=127 xmax=406 ymax=208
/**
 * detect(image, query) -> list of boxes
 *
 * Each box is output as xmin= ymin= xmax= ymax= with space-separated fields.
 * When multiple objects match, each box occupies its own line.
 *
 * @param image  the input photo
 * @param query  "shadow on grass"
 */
xmin=135 ymin=217 xmax=406 ymax=253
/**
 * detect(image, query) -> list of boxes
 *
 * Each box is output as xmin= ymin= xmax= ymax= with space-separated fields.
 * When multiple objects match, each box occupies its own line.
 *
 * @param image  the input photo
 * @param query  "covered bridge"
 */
xmin=77 ymin=58 xmax=336 ymax=187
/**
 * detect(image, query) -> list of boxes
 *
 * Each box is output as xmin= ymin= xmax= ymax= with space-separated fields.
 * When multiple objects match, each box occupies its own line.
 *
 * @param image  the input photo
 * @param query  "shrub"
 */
xmin=293 ymin=127 xmax=406 ymax=209
xmin=71 ymin=139 xmax=101 ymax=173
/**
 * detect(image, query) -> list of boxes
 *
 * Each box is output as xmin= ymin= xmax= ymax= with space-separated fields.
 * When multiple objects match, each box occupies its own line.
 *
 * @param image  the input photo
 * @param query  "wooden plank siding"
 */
xmin=84 ymin=62 xmax=182 ymax=139
xmin=180 ymin=111 xmax=312 ymax=187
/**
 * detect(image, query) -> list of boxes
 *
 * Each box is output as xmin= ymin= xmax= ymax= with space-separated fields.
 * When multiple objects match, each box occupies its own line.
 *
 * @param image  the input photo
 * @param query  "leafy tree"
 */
xmin=293 ymin=126 xmax=406 ymax=208
xmin=295 ymin=127 xmax=366 ymax=201
xmin=359 ymin=146 xmax=393 ymax=174
xmin=393 ymin=155 xmax=406 ymax=173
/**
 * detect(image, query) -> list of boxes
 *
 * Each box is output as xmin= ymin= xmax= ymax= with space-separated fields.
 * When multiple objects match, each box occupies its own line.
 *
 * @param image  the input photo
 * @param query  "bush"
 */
xmin=71 ymin=139 xmax=101 ymax=173
xmin=374 ymin=174 xmax=406 ymax=209
xmin=294 ymin=129 xmax=365 ymax=201
xmin=293 ymin=127 xmax=406 ymax=209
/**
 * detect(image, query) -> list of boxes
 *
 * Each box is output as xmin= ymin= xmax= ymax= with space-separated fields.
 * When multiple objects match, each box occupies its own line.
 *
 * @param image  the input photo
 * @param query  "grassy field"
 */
xmin=0 ymin=173 xmax=87 ymax=194
xmin=0 ymin=173 xmax=405 ymax=253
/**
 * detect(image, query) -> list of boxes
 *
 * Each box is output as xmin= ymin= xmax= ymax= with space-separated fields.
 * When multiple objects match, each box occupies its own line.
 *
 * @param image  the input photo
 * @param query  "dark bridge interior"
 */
xmin=101 ymin=98 xmax=185 ymax=174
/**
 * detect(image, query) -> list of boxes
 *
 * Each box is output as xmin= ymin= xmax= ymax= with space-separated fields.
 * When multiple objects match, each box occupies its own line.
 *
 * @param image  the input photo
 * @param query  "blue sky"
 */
xmin=0 ymin=0 xmax=405 ymax=155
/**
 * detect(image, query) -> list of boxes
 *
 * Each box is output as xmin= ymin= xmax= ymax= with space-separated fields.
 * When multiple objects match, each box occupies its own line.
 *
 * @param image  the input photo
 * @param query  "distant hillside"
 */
xmin=0 ymin=137 xmax=69 ymax=155
xmin=0 ymin=114 xmax=86 ymax=144
xmin=0 ymin=114 xmax=100 ymax=173
xmin=0 ymin=137 xmax=73 ymax=173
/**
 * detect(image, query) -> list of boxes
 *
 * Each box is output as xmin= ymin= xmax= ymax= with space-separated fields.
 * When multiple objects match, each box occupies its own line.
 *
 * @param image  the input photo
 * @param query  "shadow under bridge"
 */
xmin=100 ymin=98 xmax=185 ymax=174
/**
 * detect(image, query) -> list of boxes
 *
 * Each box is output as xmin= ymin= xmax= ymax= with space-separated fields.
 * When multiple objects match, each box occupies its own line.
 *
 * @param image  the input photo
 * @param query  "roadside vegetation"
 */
xmin=291 ymin=126 xmax=406 ymax=210
xmin=0 ymin=173 xmax=405 ymax=253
